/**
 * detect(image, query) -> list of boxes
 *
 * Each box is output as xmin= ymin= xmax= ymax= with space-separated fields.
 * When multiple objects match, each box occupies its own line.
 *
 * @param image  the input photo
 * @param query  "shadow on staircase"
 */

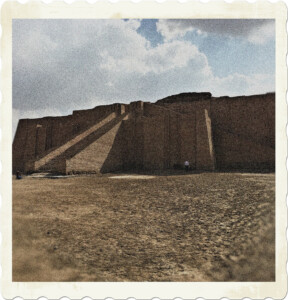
xmin=33 ymin=112 xmax=114 ymax=162
xmin=39 ymin=112 xmax=128 ymax=172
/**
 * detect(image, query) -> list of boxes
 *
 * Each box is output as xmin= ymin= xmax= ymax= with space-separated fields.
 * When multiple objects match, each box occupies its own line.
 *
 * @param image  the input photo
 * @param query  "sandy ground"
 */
xmin=13 ymin=172 xmax=275 ymax=282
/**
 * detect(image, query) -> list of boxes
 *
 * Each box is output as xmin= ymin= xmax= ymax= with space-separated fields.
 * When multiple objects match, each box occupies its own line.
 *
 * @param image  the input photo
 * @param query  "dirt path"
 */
xmin=13 ymin=172 xmax=275 ymax=281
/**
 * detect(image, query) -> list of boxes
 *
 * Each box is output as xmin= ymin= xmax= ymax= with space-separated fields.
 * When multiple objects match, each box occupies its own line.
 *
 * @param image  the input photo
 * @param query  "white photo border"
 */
xmin=1 ymin=1 xmax=287 ymax=299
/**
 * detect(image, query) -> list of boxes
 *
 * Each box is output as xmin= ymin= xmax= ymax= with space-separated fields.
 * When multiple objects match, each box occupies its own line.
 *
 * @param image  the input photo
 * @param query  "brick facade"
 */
xmin=13 ymin=92 xmax=275 ymax=174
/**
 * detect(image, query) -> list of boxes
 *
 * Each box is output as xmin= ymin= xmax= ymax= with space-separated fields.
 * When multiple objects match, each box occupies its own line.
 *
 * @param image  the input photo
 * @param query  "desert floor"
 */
xmin=13 ymin=172 xmax=275 ymax=282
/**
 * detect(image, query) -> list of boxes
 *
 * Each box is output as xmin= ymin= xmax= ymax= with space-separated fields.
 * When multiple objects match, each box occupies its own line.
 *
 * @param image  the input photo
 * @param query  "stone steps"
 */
xmin=37 ymin=112 xmax=128 ymax=173
xmin=30 ymin=112 xmax=117 ymax=172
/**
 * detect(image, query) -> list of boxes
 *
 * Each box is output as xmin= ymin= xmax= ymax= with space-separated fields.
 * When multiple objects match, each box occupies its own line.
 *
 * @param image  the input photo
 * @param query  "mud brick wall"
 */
xmin=134 ymin=118 xmax=144 ymax=169
xmin=143 ymin=104 xmax=166 ymax=169
xmin=158 ymin=99 xmax=215 ymax=170
xmin=121 ymin=119 xmax=135 ymax=169
xmin=143 ymin=115 xmax=165 ymax=170
xmin=35 ymin=125 xmax=47 ymax=157
xmin=143 ymin=103 xmax=183 ymax=169
xmin=121 ymin=117 xmax=144 ymax=170
xmin=156 ymin=92 xmax=212 ymax=105
xmin=13 ymin=92 xmax=275 ymax=174
xmin=100 ymin=120 xmax=129 ymax=172
xmin=13 ymin=119 xmax=29 ymax=173
xmin=24 ymin=160 xmax=35 ymax=173
xmin=13 ymin=103 xmax=124 ymax=173
xmin=210 ymin=93 xmax=275 ymax=170
xmin=196 ymin=109 xmax=215 ymax=170
xmin=50 ymin=115 xmax=79 ymax=148
xmin=163 ymin=111 xmax=171 ymax=168
xmin=167 ymin=113 xmax=181 ymax=167
xmin=13 ymin=119 xmax=40 ymax=173
xmin=13 ymin=115 xmax=74 ymax=173
xmin=195 ymin=101 xmax=215 ymax=170
xmin=128 ymin=101 xmax=144 ymax=114
xmin=179 ymin=114 xmax=196 ymax=169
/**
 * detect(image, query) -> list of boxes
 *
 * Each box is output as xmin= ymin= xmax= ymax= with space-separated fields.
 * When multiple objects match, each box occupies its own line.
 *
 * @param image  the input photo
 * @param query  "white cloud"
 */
xmin=13 ymin=19 xmax=215 ymax=111
xmin=156 ymin=19 xmax=192 ymax=41
xmin=207 ymin=73 xmax=275 ymax=97
xmin=100 ymin=40 xmax=203 ymax=74
xmin=13 ymin=19 xmax=274 ymax=137
xmin=156 ymin=19 xmax=275 ymax=44
xmin=247 ymin=22 xmax=275 ymax=45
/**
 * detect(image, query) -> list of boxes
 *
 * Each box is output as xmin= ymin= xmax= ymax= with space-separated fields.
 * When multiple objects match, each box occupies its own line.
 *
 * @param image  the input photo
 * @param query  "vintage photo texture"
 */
xmin=1 ymin=1 xmax=287 ymax=299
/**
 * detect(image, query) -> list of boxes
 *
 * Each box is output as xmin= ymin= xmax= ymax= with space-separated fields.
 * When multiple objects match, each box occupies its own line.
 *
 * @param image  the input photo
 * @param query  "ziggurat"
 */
xmin=13 ymin=92 xmax=275 ymax=174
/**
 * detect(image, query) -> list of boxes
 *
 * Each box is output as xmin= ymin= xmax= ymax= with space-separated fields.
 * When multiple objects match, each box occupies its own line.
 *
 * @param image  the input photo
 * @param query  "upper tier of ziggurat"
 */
xmin=13 ymin=92 xmax=275 ymax=174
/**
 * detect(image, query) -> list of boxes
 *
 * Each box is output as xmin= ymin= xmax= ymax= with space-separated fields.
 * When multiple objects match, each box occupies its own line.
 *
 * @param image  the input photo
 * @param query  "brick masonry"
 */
xmin=13 ymin=92 xmax=275 ymax=174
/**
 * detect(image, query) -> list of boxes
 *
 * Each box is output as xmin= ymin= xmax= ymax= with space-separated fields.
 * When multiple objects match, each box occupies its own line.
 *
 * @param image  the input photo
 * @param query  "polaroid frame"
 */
xmin=1 ymin=1 xmax=287 ymax=299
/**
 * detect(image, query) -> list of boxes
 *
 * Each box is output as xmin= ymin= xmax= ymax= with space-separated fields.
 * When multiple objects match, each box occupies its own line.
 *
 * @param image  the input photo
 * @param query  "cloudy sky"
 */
xmin=13 ymin=19 xmax=275 ymax=136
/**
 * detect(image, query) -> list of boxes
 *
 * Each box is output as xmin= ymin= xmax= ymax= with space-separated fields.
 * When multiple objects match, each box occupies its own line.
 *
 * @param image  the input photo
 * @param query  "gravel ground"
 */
xmin=13 ymin=172 xmax=275 ymax=282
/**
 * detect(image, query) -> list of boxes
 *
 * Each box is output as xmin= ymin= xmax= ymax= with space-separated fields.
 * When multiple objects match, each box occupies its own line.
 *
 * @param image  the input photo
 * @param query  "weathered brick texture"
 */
xmin=13 ymin=92 xmax=275 ymax=174
xmin=210 ymin=93 xmax=275 ymax=170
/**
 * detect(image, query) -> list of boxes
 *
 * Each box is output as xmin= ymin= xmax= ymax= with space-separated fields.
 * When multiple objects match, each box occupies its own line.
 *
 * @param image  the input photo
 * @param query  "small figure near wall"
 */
xmin=16 ymin=170 xmax=22 ymax=180
xmin=184 ymin=161 xmax=189 ymax=172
